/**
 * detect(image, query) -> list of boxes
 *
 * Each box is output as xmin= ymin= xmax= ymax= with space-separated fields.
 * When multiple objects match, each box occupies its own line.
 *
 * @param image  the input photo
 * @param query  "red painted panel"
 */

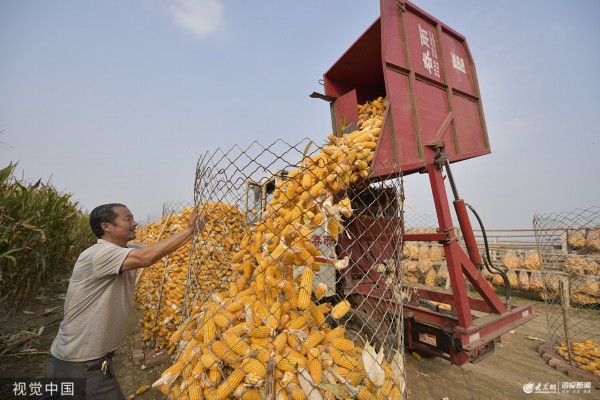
xmin=323 ymin=0 xmax=489 ymax=177
xmin=453 ymin=95 xmax=487 ymax=155
xmin=404 ymin=12 xmax=445 ymax=84
xmin=413 ymin=79 xmax=452 ymax=160
xmin=380 ymin=0 xmax=406 ymax=69
xmin=373 ymin=69 xmax=422 ymax=175
xmin=332 ymin=90 xmax=360 ymax=135
xmin=441 ymin=31 xmax=475 ymax=96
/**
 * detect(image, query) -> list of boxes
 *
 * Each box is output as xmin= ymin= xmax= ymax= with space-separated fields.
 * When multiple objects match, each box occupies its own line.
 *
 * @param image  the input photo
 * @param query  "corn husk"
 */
xmin=573 ymin=276 xmax=600 ymax=297
xmin=403 ymin=242 xmax=419 ymax=260
xmin=529 ymin=270 xmax=544 ymax=292
xmin=506 ymin=269 xmax=518 ymax=287
xmin=586 ymin=230 xmax=600 ymax=251
xmin=435 ymin=262 xmax=448 ymax=286
xmin=564 ymin=255 xmax=587 ymax=276
xmin=428 ymin=245 xmax=444 ymax=262
xmin=417 ymin=258 xmax=433 ymax=274
xmin=518 ymin=270 xmax=530 ymax=291
xmin=503 ymin=251 xmax=521 ymax=269
xmin=424 ymin=268 xmax=436 ymax=287
xmin=568 ymin=231 xmax=586 ymax=248
xmin=522 ymin=251 xmax=541 ymax=270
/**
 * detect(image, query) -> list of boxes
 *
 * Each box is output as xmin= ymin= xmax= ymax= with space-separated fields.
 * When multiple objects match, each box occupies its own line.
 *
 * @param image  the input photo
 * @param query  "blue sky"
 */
xmin=1 ymin=0 xmax=598 ymax=228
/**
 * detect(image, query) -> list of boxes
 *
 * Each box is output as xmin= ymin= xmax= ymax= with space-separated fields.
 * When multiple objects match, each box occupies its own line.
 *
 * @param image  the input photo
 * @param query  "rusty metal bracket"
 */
xmin=309 ymin=91 xmax=337 ymax=102
xmin=442 ymin=228 xmax=458 ymax=245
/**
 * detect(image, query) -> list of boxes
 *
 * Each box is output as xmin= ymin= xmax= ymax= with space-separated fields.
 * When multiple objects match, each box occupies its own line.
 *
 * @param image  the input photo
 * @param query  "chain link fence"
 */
xmin=534 ymin=207 xmax=600 ymax=371
xmin=135 ymin=201 xmax=194 ymax=350
xmin=401 ymin=212 xmax=457 ymax=291
xmin=153 ymin=123 xmax=408 ymax=399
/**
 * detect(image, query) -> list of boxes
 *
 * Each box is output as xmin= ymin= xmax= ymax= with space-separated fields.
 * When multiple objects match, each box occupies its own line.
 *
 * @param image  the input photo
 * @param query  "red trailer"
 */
xmin=314 ymin=0 xmax=536 ymax=365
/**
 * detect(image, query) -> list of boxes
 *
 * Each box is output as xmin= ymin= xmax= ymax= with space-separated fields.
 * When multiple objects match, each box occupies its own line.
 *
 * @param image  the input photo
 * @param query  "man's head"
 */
xmin=89 ymin=204 xmax=137 ymax=244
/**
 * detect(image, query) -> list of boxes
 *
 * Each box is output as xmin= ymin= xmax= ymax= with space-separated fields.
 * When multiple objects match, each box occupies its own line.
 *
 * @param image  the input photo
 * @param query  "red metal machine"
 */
xmin=315 ymin=0 xmax=536 ymax=365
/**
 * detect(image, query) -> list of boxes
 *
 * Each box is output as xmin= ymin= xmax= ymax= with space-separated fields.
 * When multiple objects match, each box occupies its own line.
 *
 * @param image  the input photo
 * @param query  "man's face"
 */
xmin=102 ymin=206 xmax=137 ymax=242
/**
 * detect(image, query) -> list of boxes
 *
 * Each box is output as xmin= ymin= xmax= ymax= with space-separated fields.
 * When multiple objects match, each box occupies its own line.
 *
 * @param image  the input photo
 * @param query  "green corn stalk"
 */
xmin=0 ymin=163 xmax=96 ymax=308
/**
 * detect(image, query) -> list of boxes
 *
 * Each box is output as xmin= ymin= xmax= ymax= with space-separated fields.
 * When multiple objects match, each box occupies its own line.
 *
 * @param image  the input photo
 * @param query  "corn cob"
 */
xmin=297 ymin=268 xmax=314 ymax=310
xmin=152 ymin=98 xmax=403 ymax=400
xmin=330 ymin=300 xmax=351 ymax=320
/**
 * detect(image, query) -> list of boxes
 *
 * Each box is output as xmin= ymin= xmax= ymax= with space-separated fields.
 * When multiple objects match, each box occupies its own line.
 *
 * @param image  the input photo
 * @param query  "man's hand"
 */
xmin=122 ymin=207 xmax=207 ymax=272
xmin=187 ymin=206 xmax=207 ymax=234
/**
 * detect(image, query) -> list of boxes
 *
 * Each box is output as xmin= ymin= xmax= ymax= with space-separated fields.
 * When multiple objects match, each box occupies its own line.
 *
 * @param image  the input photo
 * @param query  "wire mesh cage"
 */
xmin=135 ymin=201 xmax=195 ymax=350
xmin=533 ymin=206 xmax=600 ymax=369
xmin=152 ymin=98 xmax=407 ymax=399
xmin=401 ymin=211 xmax=467 ymax=294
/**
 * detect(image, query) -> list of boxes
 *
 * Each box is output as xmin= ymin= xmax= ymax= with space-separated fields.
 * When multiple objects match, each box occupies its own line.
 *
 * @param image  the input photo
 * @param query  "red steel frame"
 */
xmin=321 ymin=0 xmax=536 ymax=365
xmin=337 ymin=160 xmax=536 ymax=365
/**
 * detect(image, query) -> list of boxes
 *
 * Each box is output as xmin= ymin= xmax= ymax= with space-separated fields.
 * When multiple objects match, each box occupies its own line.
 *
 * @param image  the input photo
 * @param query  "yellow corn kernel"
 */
xmin=330 ymin=347 xmax=359 ymax=371
xmin=192 ymin=360 xmax=204 ymax=377
xmin=223 ymin=322 xmax=248 ymax=338
xmin=211 ymin=340 xmax=238 ymax=364
xmin=361 ymin=141 xmax=377 ymax=149
xmin=286 ymin=382 xmax=307 ymax=400
xmin=287 ymin=313 xmax=309 ymax=330
xmin=287 ymin=331 xmax=301 ymax=350
xmin=294 ymin=247 xmax=313 ymax=265
xmin=389 ymin=386 xmax=402 ymax=400
xmin=222 ymin=332 xmax=251 ymax=356
xmin=213 ymin=313 xmax=233 ymax=329
xmin=381 ymin=379 xmax=394 ymax=397
xmin=307 ymin=348 xmax=323 ymax=384
xmin=308 ymin=181 xmax=326 ymax=199
xmin=248 ymin=325 xmax=271 ymax=339
xmin=300 ymin=330 xmax=325 ymax=355
xmin=347 ymin=371 xmax=364 ymax=386
xmin=267 ymin=301 xmax=282 ymax=330
xmin=167 ymin=344 xmax=176 ymax=355
xmin=180 ymin=339 xmax=201 ymax=364
xmin=357 ymin=387 xmax=376 ymax=400
xmin=334 ymin=366 xmax=351 ymax=379
xmin=286 ymin=349 xmax=308 ymax=368
xmin=271 ymin=243 xmax=287 ymax=260
xmin=281 ymin=248 xmax=297 ymax=264
xmin=204 ymin=387 xmax=218 ymax=400
xmin=257 ymin=348 xmax=271 ymax=364
xmin=330 ymin=300 xmax=351 ymax=320
xmin=200 ymin=352 xmax=219 ymax=369
xmin=305 ymin=241 xmax=320 ymax=257
xmin=274 ymin=330 xmax=288 ymax=352
xmin=308 ymin=302 xmax=326 ymax=326
xmin=188 ymin=381 xmax=203 ymax=400
xmin=329 ymin=337 xmax=355 ymax=352
xmin=297 ymin=268 xmax=314 ymax=310
xmin=203 ymin=315 xmax=217 ymax=345
xmin=242 ymin=358 xmax=267 ymax=379
xmin=314 ymin=283 xmax=328 ymax=300
xmin=253 ymin=299 xmax=270 ymax=322
xmin=241 ymin=388 xmax=264 ymax=400
xmin=215 ymin=368 xmax=244 ymax=399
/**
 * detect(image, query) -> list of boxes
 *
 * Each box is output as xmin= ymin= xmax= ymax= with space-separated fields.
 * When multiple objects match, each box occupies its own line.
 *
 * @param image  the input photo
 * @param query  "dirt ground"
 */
xmin=1 ymin=281 xmax=598 ymax=400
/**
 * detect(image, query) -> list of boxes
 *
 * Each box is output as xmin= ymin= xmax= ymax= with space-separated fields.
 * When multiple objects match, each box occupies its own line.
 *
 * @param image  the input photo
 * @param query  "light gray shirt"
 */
xmin=50 ymin=239 xmax=138 ymax=361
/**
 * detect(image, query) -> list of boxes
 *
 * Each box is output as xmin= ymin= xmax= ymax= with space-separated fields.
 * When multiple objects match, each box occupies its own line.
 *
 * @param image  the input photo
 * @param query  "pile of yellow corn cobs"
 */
xmin=135 ymin=204 xmax=249 ymax=350
xmin=153 ymin=97 xmax=406 ymax=399
xmin=556 ymin=338 xmax=600 ymax=376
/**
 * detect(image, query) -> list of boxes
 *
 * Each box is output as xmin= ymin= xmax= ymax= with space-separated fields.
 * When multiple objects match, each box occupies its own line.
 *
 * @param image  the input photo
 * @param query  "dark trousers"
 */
xmin=45 ymin=351 xmax=124 ymax=400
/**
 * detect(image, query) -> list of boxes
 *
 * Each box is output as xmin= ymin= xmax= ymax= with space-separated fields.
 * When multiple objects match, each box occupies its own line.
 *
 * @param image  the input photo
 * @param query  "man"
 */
xmin=45 ymin=203 xmax=204 ymax=399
